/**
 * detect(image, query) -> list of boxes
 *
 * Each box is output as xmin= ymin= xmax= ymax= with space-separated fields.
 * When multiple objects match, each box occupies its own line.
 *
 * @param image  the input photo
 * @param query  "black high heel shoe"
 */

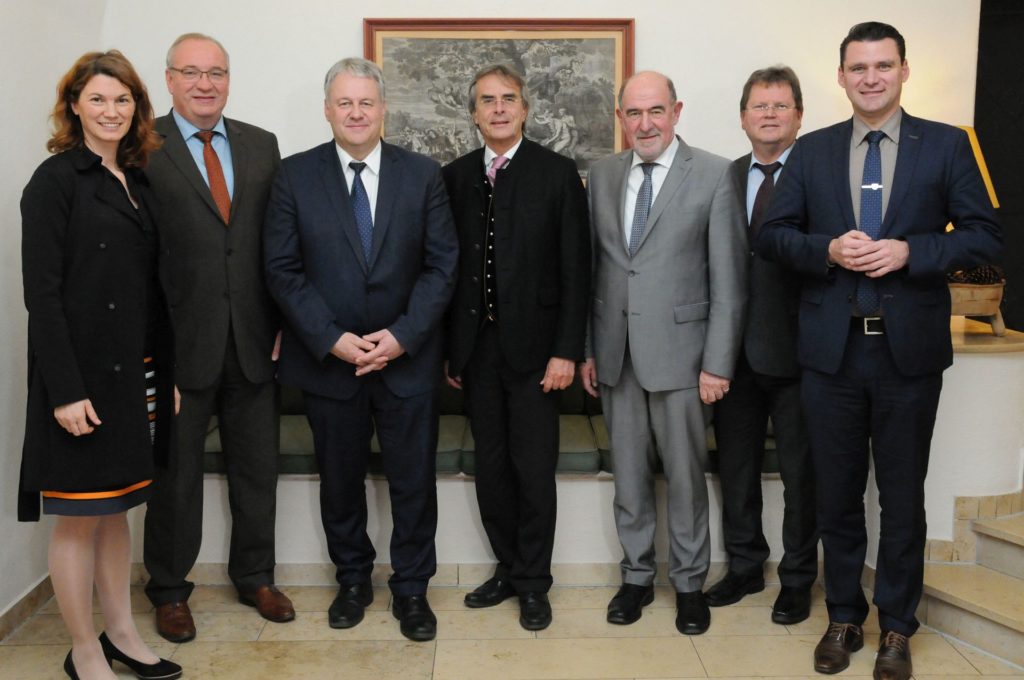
xmin=98 ymin=632 xmax=183 ymax=679
xmin=63 ymin=650 xmax=79 ymax=679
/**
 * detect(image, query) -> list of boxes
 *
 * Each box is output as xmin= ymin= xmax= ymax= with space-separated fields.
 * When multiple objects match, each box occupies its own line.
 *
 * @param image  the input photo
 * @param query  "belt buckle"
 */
xmin=863 ymin=317 xmax=883 ymax=335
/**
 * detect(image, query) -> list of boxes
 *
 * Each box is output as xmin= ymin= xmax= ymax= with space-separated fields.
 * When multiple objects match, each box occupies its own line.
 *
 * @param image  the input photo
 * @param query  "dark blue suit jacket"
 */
xmin=756 ymin=111 xmax=1001 ymax=377
xmin=264 ymin=140 xmax=458 ymax=400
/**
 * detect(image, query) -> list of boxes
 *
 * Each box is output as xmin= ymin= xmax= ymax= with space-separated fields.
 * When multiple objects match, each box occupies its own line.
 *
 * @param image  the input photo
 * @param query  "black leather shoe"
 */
xmin=675 ymin=591 xmax=710 ymax=635
xmin=464 ymin=575 xmax=516 ymax=609
xmin=392 ymin=594 xmax=437 ymax=641
xmin=99 ymin=632 xmax=183 ymax=679
xmin=606 ymin=583 xmax=654 ymax=625
xmin=328 ymin=582 xmax=374 ymax=629
xmin=813 ymin=621 xmax=864 ymax=674
xmin=771 ymin=586 xmax=812 ymax=624
xmin=704 ymin=570 xmax=765 ymax=607
xmin=874 ymin=631 xmax=912 ymax=680
xmin=518 ymin=592 xmax=552 ymax=631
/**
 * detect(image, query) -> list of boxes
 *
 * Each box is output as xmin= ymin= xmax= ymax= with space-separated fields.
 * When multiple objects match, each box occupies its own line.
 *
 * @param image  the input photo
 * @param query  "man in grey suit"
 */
xmin=144 ymin=33 xmax=294 ymax=642
xmin=581 ymin=71 xmax=747 ymax=635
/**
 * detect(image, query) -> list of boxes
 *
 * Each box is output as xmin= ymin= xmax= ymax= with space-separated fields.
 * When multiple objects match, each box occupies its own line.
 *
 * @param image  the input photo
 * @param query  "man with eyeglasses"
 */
xmin=757 ymin=23 xmax=1001 ymax=678
xmin=705 ymin=65 xmax=818 ymax=626
xmin=443 ymin=64 xmax=590 ymax=631
xmin=581 ymin=71 xmax=746 ymax=635
xmin=143 ymin=32 xmax=293 ymax=643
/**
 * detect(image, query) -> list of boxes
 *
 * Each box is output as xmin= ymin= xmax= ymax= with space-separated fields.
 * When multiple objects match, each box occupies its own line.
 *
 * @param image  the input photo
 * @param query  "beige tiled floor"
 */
xmin=3 ymin=584 xmax=1023 ymax=679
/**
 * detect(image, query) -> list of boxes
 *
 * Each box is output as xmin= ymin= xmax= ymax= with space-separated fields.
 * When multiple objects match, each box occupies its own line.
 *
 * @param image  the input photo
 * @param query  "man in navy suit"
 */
xmin=757 ymin=23 xmax=1001 ymax=680
xmin=264 ymin=57 xmax=458 ymax=642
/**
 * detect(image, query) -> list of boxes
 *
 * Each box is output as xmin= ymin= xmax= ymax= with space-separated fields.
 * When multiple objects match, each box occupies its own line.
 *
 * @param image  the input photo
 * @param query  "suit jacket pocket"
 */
xmin=674 ymin=301 xmax=709 ymax=323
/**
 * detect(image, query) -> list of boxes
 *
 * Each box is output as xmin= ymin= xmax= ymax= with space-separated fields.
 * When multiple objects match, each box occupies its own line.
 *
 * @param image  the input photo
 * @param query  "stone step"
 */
xmin=921 ymin=562 xmax=1024 ymax=667
xmin=974 ymin=514 xmax=1024 ymax=579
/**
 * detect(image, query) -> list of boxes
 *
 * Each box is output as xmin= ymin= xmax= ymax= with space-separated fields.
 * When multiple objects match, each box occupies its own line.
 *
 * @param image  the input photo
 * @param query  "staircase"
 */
xmin=921 ymin=514 xmax=1024 ymax=666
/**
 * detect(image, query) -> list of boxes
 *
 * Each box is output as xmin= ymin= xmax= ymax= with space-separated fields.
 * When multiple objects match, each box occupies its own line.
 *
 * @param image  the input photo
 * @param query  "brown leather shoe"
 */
xmin=874 ymin=631 xmax=912 ymax=680
xmin=813 ymin=621 xmax=864 ymax=674
xmin=239 ymin=584 xmax=295 ymax=623
xmin=155 ymin=601 xmax=196 ymax=643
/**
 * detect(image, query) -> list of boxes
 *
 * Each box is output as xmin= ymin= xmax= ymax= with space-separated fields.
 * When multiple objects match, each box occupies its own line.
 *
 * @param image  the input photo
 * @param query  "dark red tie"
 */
xmin=749 ymin=161 xmax=781 ymax=234
xmin=196 ymin=130 xmax=231 ymax=223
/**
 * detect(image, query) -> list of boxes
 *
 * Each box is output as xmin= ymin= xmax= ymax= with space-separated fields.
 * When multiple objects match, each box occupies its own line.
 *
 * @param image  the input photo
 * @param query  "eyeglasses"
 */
xmin=478 ymin=94 xmax=521 ymax=109
xmin=168 ymin=66 xmax=229 ymax=83
xmin=746 ymin=103 xmax=795 ymax=113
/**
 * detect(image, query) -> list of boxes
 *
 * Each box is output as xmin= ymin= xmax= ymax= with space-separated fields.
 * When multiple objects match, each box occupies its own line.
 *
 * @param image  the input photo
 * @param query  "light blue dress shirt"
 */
xmin=745 ymin=145 xmax=793 ymax=223
xmin=172 ymin=109 xmax=235 ymax=198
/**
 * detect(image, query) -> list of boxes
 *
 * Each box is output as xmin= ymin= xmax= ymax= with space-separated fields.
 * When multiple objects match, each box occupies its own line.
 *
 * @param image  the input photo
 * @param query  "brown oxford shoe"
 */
xmin=239 ymin=584 xmax=296 ymax=623
xmin=874 ymin=631 xmax=912 ymax=680
xmin=813 ymin=621 xmax=864 ymax=674
xmin=155 ymin=601 xmax=196 ymax=643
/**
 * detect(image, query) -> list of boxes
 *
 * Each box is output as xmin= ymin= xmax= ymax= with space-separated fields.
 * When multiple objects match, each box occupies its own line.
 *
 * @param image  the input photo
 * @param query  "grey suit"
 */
xmin=143 ymin=113 xmax=283 ymax=605
xmin=588 ymin=136 xmax=746 ymax=592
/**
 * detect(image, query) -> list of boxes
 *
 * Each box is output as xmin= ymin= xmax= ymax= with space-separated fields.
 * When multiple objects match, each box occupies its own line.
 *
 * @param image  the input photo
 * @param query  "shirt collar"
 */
xmin=852 ymin=108 xmax=903 ymax=146
xmin=172 ymin=109 xmax=227 ymax=141
xmin=483 ymin=136 xmax=524 ymax=168
xmin=336 ymin=141 xmax=382 ymax=176
xmin=630 ymin=136 xmax=679 ymax=171
xmin=749 ymin=144 xmax=794 ymax=171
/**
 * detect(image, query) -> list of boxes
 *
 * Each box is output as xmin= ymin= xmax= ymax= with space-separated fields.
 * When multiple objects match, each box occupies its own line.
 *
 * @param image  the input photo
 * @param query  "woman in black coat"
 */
xmin=20 ymin=51 xmax=179 ymax=680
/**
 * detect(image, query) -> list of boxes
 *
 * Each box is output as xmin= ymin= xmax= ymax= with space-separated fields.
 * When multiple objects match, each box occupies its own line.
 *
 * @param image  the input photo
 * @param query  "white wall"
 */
xmin=0 ymin=1 xmax=111 ymax=619
xmin=2 ymin=0 xmax=983 ymax=614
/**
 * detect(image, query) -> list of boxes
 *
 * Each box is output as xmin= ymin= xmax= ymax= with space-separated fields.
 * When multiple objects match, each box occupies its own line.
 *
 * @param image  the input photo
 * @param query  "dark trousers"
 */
xmin=303 ymin=375 xmax=438 ymax=596
xmin=144 ymin=333 xmax=280 ymax=606
xmin=802 ymin=328 xmax=941 ymax=636
xmin=713 ymin=353 xmax=818 ymax=588
xmin=462 ymin=323 xmax=560 ymax=593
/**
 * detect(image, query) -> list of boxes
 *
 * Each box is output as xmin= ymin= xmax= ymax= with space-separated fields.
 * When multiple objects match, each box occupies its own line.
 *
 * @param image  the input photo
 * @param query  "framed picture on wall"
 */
xmin=364 ymin=18 xmax=634 ymax=177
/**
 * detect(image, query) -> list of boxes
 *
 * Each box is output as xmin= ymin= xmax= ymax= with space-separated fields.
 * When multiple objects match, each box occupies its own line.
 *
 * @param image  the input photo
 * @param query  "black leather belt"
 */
xmin=851 ymin=316 xmax=885 ymax=335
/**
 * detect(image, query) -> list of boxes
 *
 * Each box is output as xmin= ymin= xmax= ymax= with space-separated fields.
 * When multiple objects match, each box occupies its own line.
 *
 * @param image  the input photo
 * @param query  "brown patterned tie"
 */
xmin=195 ymin=130 xmax=231 ymax=223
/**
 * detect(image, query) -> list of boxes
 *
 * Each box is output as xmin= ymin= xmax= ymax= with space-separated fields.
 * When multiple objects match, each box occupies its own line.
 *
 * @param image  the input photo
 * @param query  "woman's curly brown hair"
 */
xmin=47 ymin=50 xmax=160 ymax=168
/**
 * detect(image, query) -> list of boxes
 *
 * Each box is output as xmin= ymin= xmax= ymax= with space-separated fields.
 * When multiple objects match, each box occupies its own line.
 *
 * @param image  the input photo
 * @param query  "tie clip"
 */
xmin=861 ymin=183 xmax=884 ymax=190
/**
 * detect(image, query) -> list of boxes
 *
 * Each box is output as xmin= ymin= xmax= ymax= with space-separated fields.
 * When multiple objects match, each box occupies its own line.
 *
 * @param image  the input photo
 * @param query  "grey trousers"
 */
xmin=601 ymin=352 xmax=710 ymax=593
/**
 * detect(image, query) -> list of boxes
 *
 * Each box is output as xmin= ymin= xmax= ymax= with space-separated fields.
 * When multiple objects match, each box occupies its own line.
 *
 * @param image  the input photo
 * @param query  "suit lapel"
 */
xmin=881 ymin=113 xmax=922 ymax=236
xmin=370 ymin=142 xmax=401 ymax=271
xmin=225 ymin=118 xmax=246 ymax=222
xmin=319 ymin=143 xmax=369 ymax=274
xmin=636 ymin=137 xmax=692 ymax=254
xmin=831 ymin=120 xmax=857 ymax=233
xmin=156 ymin=115 xmax=225 ymax=223
xmin=611 ymin=152 xmax=631 ymax=255
xmin=94 ymin=169 xmax=141 ymax=224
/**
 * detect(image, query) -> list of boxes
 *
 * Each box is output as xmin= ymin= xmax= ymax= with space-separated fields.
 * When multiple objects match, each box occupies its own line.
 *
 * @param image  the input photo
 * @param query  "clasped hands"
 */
xmin=331 ymin=329 xmax=405 ymax=376
xmin=828 ymin=230 xmax=909 ymax=276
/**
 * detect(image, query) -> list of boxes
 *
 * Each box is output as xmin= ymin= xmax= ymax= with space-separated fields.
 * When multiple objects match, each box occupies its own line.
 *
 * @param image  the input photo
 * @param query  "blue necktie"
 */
xmin=349 ymin=161 xmax=373 ymax=262
xmin=855 ymin=130 xmax=886 ymax=315
xmin=629 ymin=163 xmax=656 ymax=256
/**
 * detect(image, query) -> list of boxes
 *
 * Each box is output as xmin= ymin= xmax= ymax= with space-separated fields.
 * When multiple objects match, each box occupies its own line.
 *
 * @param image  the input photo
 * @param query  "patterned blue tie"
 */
xmin=349 ymin=161 xmax=373 ymax=262
xmin=855 ymin=130 xmax=886 ymax=315
xmin=629 ymin=162 xmax=656 ymax=256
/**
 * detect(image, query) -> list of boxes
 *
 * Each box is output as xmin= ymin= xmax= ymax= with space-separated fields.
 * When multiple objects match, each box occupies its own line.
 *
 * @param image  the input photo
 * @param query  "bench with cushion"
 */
xmin=203 ymin=381 xmax=780 ymax=476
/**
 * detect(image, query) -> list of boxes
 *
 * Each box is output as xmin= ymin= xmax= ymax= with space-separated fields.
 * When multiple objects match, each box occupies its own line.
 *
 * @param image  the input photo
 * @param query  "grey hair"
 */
xmin=466 ymin=64 xmax=530 ymax=114
xmin=323 ymin=57 xmax=385 ymax=101
xmin=166 ymin=33 xmax=230 ymax=69
xmin=617 ymin=71 xmax=677 ymax=108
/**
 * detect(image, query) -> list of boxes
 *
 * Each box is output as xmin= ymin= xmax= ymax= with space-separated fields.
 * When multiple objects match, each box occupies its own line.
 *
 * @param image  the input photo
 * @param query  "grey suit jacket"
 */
xmin=148 ymin=113 xmax=281 ymax=390
xmin=587 ymin=137 xmax=747 ymax=392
